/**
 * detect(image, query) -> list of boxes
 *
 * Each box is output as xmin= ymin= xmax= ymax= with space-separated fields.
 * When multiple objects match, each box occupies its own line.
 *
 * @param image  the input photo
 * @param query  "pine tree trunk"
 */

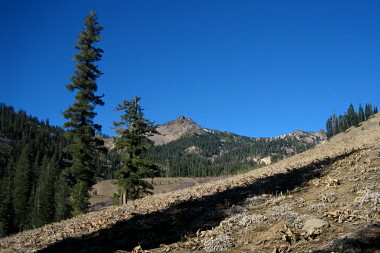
xmin=119 ymin=189 xmax=128 ymax=205
xmin=123 ymin=191 xmax=127 ymax=205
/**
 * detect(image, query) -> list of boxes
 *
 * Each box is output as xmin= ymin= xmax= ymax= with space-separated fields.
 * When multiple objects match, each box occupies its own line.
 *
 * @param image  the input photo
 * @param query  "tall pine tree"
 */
xmin=358 ymin=104 xmax=365 ymax=122
xmin=347 ymin=103 xmax=358 ymax=127
xmin=12 ymin=144 xmax=33 ymax=231
xmin=113 ymin=97 xmax=159 ymax=205
xmin=54 ymin=175 xmax=72 ymax=222
xmin=31 ymin=156 xmax=57 ymax=228
xmin=0 ymin=162 xmax=15 ymax=237
xmin=365 ymin=103 xmax=374 ymax=120
xmin=63 ymin=10 xmax=105 ymax=215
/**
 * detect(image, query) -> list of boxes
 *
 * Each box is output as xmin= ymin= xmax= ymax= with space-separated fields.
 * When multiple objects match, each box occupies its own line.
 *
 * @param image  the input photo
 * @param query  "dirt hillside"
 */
xmin=89 ymin=178 xmax=203 ymax=208
xmin=89 ymin=177 xmax=232 ymax=211
xmin=1 ymin=113 xmax=379 ymax=253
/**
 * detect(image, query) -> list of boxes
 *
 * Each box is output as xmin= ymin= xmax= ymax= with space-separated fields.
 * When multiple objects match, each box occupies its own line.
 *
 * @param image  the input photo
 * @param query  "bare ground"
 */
xmin=1 ymin=113 xmax=379 ymax=253
xmin=89 ymin=177 xmax=232 ymax=211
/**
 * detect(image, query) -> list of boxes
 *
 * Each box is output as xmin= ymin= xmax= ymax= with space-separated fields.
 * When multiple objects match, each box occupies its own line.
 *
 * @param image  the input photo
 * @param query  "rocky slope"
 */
xmin=0 ymin=114 xmax=379 ymax=253
xmin=275 ymin=129 xmax=327 ymax=142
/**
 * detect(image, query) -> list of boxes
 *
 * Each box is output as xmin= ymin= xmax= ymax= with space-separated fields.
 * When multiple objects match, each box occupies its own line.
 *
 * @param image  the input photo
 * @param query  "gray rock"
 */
xmin=302 ymin=218 xmax=329 ymax=232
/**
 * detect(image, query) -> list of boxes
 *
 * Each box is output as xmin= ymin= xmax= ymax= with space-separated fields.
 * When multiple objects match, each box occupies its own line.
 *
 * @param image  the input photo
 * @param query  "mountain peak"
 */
xmin=171 ymin=116 xmax=197 ymax=125
xmin=149 ymin=116 xmax=202 ymax=145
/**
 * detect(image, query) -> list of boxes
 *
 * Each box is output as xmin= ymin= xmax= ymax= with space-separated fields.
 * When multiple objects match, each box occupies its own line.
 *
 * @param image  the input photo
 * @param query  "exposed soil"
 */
xmin=90 ymin=177 xmax=232 ymax=211
xmin=0 ymin=113 xmax=379 ymax=253
xmin=146 ymin=148 xmax=380 ymax=253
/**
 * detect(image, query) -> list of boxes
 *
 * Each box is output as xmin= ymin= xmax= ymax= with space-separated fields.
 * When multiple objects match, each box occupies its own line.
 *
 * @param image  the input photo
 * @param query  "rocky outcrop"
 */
xmin=149 ymin=116 xmax=203 ymax=145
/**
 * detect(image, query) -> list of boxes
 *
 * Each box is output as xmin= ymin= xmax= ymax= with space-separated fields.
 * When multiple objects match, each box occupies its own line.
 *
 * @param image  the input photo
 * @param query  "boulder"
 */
xmin=302 ymin=218 xmax=329 ymax=232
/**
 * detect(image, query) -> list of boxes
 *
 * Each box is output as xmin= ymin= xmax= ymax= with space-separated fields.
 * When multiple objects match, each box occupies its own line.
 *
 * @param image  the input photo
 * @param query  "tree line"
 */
xmin=326 ymin=103 xmax=378 ymax=138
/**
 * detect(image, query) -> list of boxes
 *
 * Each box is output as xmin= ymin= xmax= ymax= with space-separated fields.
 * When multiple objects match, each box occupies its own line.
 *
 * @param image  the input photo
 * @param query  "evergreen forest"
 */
xmin=145 ymin=130 xmax=322 ymax=177
xmin=0 ymin=103 xmax=71 ymax=236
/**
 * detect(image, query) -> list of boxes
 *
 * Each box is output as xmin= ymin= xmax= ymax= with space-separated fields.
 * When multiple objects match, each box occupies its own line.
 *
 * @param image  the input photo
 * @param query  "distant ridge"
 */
xmin=274 ymin=129 xmax=327 ymax=142
xmin=150 ymin=116 xmax=326 ymax=146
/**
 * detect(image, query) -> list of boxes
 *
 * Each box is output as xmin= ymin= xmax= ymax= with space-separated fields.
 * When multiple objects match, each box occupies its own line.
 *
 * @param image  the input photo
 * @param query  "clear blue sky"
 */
xmin=1 ymin=1 xmax=379 ymax=138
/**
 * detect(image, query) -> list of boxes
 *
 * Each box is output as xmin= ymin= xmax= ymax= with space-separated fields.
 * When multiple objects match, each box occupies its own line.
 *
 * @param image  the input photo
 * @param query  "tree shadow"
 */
xmin=40 ymin=153 xmax=355 ymax=253
xmin=312 ymin=225 xmax=380 ymax=253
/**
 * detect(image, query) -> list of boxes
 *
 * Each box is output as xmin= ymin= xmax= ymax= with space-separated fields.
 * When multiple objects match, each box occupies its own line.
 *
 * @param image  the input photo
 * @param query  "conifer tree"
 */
xmin=54 ymin=176 xmax=72 ymax=221
xmin=0 ymin=163 xmax=15 ymax=237
xmin=31 ymin=156 xmax=57 ymax=228
xmin=326 ymin=117 xmax=333 ymax=138
xmin=113 ymin=97 xmax=159 ymax=205
xmin=12 ymin=144 xmax=33 ymax=231
xmin=63 ymin=10 xmax=105 ymax=215
xmin=365 ymin=103 xmax=374 ymax=120
xmin=347 ymin=103 xmax=358 ymax=127
xmin=358 ymin=104 xmax=365 ymax=123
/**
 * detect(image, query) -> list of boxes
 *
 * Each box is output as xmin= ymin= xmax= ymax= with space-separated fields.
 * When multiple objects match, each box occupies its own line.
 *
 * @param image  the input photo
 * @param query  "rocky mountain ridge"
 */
xmin=275 ymin=129 xmax=327 ymax=141
xmin=149 ymin=116 xmax=326 ymax=146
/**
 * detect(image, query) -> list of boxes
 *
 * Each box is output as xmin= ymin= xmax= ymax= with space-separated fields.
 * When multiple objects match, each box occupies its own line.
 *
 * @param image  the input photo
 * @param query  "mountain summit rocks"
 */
xmin=149 ymin=116 xmax=203 ymax=145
